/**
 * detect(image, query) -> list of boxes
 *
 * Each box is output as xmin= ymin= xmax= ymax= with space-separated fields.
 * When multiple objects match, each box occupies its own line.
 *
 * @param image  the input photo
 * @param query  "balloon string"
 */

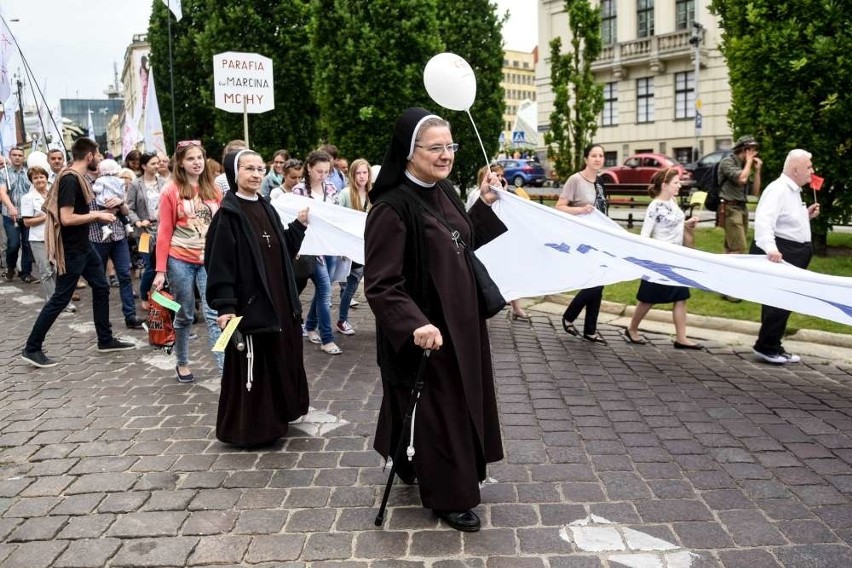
xmin=465 ymin=109 xmax=491 ymax=169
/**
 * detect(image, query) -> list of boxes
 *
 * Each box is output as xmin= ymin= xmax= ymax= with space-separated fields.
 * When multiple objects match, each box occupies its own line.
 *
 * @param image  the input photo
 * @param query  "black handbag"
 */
xmin=403 ymin=187 xmax=506 ymax=319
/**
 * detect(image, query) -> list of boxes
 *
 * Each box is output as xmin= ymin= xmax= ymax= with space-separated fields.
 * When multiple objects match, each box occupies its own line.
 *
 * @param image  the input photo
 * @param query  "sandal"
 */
xmin=321 ymin=342 xmax=343 ymax=355
xmin=562 ymin=318 xmax=579 ymax=336
xmin=582 ymin=332 xmax=608 ymax=345
xmin=306 ymin=330 xmax=321 ymax=344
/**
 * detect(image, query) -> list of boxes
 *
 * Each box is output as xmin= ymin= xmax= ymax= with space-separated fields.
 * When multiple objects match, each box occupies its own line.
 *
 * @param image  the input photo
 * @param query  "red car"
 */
xmin=600 ymin=153 xmax=692 ymax=186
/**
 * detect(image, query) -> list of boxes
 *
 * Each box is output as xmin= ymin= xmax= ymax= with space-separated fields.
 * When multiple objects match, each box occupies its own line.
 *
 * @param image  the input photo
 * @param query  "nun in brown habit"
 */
xmin=365 ymin=107 xmax=506 ymax=532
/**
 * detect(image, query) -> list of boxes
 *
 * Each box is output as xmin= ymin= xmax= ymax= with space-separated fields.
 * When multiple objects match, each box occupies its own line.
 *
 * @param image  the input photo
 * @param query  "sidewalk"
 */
xmin=0 ymin=280 xmax=851 ymax=567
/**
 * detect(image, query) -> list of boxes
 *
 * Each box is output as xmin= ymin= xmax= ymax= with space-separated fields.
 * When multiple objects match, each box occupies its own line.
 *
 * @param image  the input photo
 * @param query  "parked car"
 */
xmin=686 ymin=150 xmax=733 ymax=191
xmin=494 ymin=159 xmax=548 ymax=187
xmin=684 ymin=150 xmax=732 ymax=174
xmin=600 ymin=153 xmax=693 ymax=186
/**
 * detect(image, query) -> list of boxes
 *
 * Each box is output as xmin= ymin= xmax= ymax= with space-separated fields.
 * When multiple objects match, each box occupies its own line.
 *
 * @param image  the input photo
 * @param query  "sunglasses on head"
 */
xmin=176 ymin=140 xmax=202 ymax=150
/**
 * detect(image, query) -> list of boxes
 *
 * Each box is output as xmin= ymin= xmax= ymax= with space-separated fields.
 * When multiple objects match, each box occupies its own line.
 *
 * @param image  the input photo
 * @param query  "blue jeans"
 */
xmin=166 ymin=257 xmax=223 ymax=371
xmin=25 ymin=245 xmax=113 ymax=352
xmin=139 ymin=234 xmax=156 ymax=302
xmin=305 ymin=256 xmax=335 ymax=344
xmin=93 ymin=239 xmax=135 ymax=321
xmin=4 ymin=215 xmax=33 ymax=276
xmin=338 ymin=265 xmax=363 ymax=323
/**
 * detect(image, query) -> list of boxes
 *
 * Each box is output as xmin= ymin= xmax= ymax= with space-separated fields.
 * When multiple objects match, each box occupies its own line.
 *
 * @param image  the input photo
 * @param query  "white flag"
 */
xmin=0 ymin=96 xmax=16 ymax=152
xmin=122 ymin=111 xmax=141 ymax=160
xmin=87 ymin=108 xmax=95 ymax=141
xmin=0 ymin=10 xmax=14 ymax=104
xmin=161 ymin=0 xmax=182 ymax=21
xmin=143 ymin=69 xmax=166 ymax=155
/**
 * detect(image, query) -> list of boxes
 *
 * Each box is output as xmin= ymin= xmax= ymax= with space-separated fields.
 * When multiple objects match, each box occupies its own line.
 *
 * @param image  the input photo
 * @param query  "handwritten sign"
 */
xmin=212 ymin=51 xmax=274 ymax=114
xmin=212 ymin=316 xmax=243 ymax=353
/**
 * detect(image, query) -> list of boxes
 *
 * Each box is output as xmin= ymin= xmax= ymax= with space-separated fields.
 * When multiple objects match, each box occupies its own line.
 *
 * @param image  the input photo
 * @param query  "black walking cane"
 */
xmin=375 ymin=349 xmax=431 ymax=527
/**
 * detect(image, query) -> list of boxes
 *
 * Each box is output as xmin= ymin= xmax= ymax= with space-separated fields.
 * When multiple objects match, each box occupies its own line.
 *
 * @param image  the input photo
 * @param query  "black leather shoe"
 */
xmin=434 ymin=509 xmax=481 ymax=532
xmin=562 ymin=318 xmax=579 ymax=336
xmin=125 ymin=317 xmax=145 ymax=330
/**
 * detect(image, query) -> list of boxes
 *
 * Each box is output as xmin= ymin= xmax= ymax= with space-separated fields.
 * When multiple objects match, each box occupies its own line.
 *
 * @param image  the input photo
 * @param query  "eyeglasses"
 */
xmin=176 ymin=140 xmax=202 ymax=150
xmin=415 ymin=143 xmax=459 ymax=155
xmin=240 ymin=166 xmax=267 ymax=176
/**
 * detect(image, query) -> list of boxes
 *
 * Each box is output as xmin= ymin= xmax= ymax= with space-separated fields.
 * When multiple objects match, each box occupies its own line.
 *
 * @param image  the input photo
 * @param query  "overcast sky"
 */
xmin=2 ymin=0 xmax=537 ymax=110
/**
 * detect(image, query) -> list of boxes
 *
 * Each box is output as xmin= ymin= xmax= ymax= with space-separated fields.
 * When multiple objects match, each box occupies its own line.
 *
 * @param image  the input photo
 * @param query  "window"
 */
xmin=602 ymin=82 xmax=618 ymax=126
xmin=604 ymin=151 xmax=618 ymax=167
xmin=636 ymin=77 xmax=654 ymax=123
xmin=637 ymin=0 xmax=654 ymax=38
xmin=674 ymin=71 xmax=695 ymax=119
xmin=675 ymin=0 xmax=695 ymax=30
xmin=602 ymin=0 xmax=617 ymax=45
xmin=674 ymin=147 xmax=693 ymax=164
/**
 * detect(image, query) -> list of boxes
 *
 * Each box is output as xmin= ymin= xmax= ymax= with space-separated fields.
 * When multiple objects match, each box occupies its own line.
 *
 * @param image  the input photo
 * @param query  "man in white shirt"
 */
xmin=750 ymin=149 xmax=820 ymax=364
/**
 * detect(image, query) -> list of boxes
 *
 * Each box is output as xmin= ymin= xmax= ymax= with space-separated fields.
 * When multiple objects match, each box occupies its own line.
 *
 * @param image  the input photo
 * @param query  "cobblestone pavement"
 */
xmin=1 ymin=280 xmax=852 ymax=567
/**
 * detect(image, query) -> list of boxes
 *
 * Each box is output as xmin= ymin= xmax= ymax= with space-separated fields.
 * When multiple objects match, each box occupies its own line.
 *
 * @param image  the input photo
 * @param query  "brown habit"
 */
xmin=365 ymin=180 xmax=504 ymax=511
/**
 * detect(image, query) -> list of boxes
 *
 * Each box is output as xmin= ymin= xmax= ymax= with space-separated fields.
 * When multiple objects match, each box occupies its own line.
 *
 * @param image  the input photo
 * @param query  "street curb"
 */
xmin=540 ymin=292 xmax=852 ymax=348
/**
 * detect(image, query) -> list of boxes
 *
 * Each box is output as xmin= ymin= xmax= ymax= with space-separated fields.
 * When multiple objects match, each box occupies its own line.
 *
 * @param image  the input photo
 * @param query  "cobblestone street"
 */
xmin=1 ymin=281 xmax=852 ymax=567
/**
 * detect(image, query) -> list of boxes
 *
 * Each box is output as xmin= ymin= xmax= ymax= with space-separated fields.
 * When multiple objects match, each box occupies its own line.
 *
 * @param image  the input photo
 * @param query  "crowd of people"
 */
xmin=1 ymin=113 xmax=822 ymax=532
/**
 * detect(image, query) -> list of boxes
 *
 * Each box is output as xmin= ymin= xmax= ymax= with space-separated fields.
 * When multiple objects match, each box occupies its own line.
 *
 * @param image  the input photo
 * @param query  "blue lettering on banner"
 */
xmin=545 ymin=242 xmax=571 ymax=253
xmin=625 ymin=257 xmax=710 ymax=290
xmin=788 ymin=291 xmax=852 ymax=318
xmin=577 ymin=244 xmax=598 ymax=254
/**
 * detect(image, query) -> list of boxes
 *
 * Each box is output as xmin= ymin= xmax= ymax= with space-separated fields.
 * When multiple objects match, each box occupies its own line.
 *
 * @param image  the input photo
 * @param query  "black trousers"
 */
xmin=750 ymin=237 xmax=812 ymax=354
xmin=562 ymin=286 xmax=604 ymax=336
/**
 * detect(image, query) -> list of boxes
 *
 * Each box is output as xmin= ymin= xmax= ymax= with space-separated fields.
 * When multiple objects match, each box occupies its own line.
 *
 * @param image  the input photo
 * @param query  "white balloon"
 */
xmin=423 ymin=52 xmax=477 ymax=111
xmin=26 ymin=151 xmax=49 ymax=171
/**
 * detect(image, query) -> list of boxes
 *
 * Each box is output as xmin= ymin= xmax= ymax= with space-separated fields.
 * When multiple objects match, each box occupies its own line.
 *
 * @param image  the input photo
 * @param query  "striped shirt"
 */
xmin=155 ymin=183 xmax=221 ymax=271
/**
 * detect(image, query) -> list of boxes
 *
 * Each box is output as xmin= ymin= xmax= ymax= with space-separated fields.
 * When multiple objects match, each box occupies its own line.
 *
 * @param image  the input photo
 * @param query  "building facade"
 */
xmin=59 ymin=98 xmax=124 ymax=152
xmin=501 ymin=49 xmax=538 ymax=151
xmin=537 ymin=0 xmax=732 ymax=170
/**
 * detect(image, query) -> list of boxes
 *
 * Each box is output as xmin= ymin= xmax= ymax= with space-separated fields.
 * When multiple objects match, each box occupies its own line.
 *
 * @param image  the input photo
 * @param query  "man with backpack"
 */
xmin=717 ymin=135 xmax=762 ymax=302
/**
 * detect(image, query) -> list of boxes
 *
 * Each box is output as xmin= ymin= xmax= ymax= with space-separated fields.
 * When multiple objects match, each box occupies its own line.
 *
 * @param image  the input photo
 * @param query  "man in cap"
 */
xmin=717 ymin=135 xmax=763 ymax=301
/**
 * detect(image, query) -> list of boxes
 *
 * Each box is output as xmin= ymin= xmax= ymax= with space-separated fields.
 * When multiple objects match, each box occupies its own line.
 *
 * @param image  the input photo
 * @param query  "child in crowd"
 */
xmin=93 ymin=159 xmax=134 ymax=240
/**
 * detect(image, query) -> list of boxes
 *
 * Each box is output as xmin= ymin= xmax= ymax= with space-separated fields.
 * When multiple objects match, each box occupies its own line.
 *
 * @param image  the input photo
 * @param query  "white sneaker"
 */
xmin=780 ymin=350 xmax=801 ymax=363
xmin=753 ymin=348 xmax=788 ymax=364
xmin=336 ymin=321 xmax=355 ymax=335
xmin=349 ymin=299 xmax=360 ymax=308
xmin=64 ymin=303 xmax=77 ymax=314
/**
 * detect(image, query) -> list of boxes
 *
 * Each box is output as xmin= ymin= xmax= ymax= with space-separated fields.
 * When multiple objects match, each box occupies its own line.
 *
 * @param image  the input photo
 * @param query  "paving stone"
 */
xmin=717 ymin=549 xmax=782 ymax=568
xmin=771 ymin=544 xmax=852 ymax=567
xmin=111 ymin=537 xmax=198 ymax=567
xmin=64 ymin=473 xmax=137 ymax=494
xmin=235 ymin=488 xmax=288 ymax=509
xmin=300 ymin=533 xmax=351 ymax=561
xmin=354 ymin=531 xmax=409 ymax=558
xmin=1 ymin=539 xmax=68 ymax=568
xmin=486 ymin=557 xmax=545 ymax=568
xmin=54 ymin=538 xmax=122 ymax=568
xmin=336 ymin=507 xmax=381 ymax=531
xmin=462 ymin=528 xmax=517 ymax=555
xmin=181 ymin=510 xmax=238 ymax=535
xmin=98 ymin=491 xmax=150 ymax=513
xmin=330 ymin=486 xmax=375 ymax=508
xmin=517 ymin=527 xmax=571 ymax=554
xmin=672 ymin=521 xmax=734 ymax=549
xmin=143 ymin=489 xmax=197 ymax=511
xmin=57 ymin=514 xmax=115 ymax=539
xmin=700 ymin=489 xmax=755 ymax=510
xmin=285 ymin=486 xmax=332 ymax=508
xmin=717 ymin=509 xmax=787 ymax=546
xmin=187 ymin=535 xmax=251 ymax=566
xmin=409 ymin=530 xmax=461 ymax=556
xmin=286 ymin=508 xmax=337 ymax=532
xmin=233 ymin=509 xmax=288 ymax=534
xmin=4 ymin=496 xmax=60 ymax=517
xmin=776 ymin=520 xmax=840 ymax=544
xmin=188 ymin=488 xmax=242 ymax=510
xmin=489 ymin=504 xmax=539 ymax=527
xmin=816 ymin=504 xmax=852 ymax=529
xmin=8 ymin=515 xmax=68 ymax=541
xmin=758 ymin=498 xmax=815 ymax=521
xmin=547 ymin=556 xmax=603 ymax=568
xmin=636 ymin=500 xmax=713 ymax=522
xmin=51 ymin=493 xmax=105 ymax=515
xmin=388 ymin=507 xmax=439 ymax=530
xmin=107 ymin=511 xmax=188 ymax=537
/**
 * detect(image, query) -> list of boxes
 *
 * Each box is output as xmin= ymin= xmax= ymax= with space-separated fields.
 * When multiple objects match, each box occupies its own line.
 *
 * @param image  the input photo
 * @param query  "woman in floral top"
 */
xmin=624 ymin=168 xmax=701 ymax=349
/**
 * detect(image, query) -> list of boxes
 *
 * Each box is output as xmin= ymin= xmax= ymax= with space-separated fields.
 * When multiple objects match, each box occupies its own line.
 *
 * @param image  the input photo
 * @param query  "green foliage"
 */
xmin=309 ymin=0 xmax=442 ymax=166
xmin=148 ymin=0 xmax=318 ymax=161
xmin=709 ymin=0 xmax=852 ymax=251
xmin=437 ymin=0 xmax=507 ymax=195
xmin=545 ymin=0 xmax=604 ymax=181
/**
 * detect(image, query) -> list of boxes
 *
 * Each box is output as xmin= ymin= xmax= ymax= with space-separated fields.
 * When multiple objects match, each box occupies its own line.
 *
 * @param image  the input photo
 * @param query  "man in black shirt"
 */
xmin=21 ymin=138 xmax=134 ymax=368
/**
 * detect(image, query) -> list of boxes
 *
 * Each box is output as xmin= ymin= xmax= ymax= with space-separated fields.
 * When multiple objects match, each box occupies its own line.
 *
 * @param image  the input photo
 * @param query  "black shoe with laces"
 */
xmin=125 ymin=317 xmax=145 ymax=330
xmin=97 ymin=338 xmax=136 ymax=352
xmin=21 ymin=348 xmax=58 ymax=368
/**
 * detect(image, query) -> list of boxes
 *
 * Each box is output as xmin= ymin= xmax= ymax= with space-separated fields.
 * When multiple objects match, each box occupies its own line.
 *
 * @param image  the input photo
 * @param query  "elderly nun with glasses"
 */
xmin=205 ymin=149 xmax=310 ymax=448
xmin=364 ymin=107 xmax=508 ymax=532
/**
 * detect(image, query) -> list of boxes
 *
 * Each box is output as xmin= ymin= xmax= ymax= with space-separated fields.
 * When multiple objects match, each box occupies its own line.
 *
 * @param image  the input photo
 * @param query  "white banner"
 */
xmin=144 ymin=69 xmax=166 ymax=155
xmin=0 ymin=10 xmax=13 ymax=105
xmin=268 ymin=190 xmax=852 ymax=326
xmin=271 ymin=193 xmax=366 ymax=265
xmin=161 ymin=0 xmax=182 ymax=21
xmin=481 ymin=192 xmax=852 ymax=326
xmin=122 ymin=111 xmax=141 ymax=160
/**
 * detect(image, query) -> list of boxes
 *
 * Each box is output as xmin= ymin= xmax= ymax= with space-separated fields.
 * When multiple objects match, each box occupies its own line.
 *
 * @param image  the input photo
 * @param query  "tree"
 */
xmin=437 ymin=0 xmax=507 ymax=194
xmin=544 ymin=0 xmax=604 ymax=181
xmin=309 ymin=0 xmax=442 ymax=166
xmin=709 ymin=0 xmax=852 ymax=254
xmin=148 ymin=0 xmax=319 ymax=161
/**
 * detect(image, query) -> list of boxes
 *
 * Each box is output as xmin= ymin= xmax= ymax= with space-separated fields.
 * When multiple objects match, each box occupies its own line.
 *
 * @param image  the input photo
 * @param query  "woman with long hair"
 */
xmin=556 ymin=143 xmax=609 ymax=344
xmin=260 ymin=149 xmax=290 ymax=200
xmin=269 ymin=159 xmax=303 ymax=201
xmin=335 ymin=158 xmax=371 ymax=335
xmin=152 ymin=141 xmax=224 ymax=382
xmin=127 ymin=152 xmax=166 ymax=310
xmin=625 ymin=168 xmax=701 ymax=348
xmin=292 ymin=150 xmax=342 ymax=355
